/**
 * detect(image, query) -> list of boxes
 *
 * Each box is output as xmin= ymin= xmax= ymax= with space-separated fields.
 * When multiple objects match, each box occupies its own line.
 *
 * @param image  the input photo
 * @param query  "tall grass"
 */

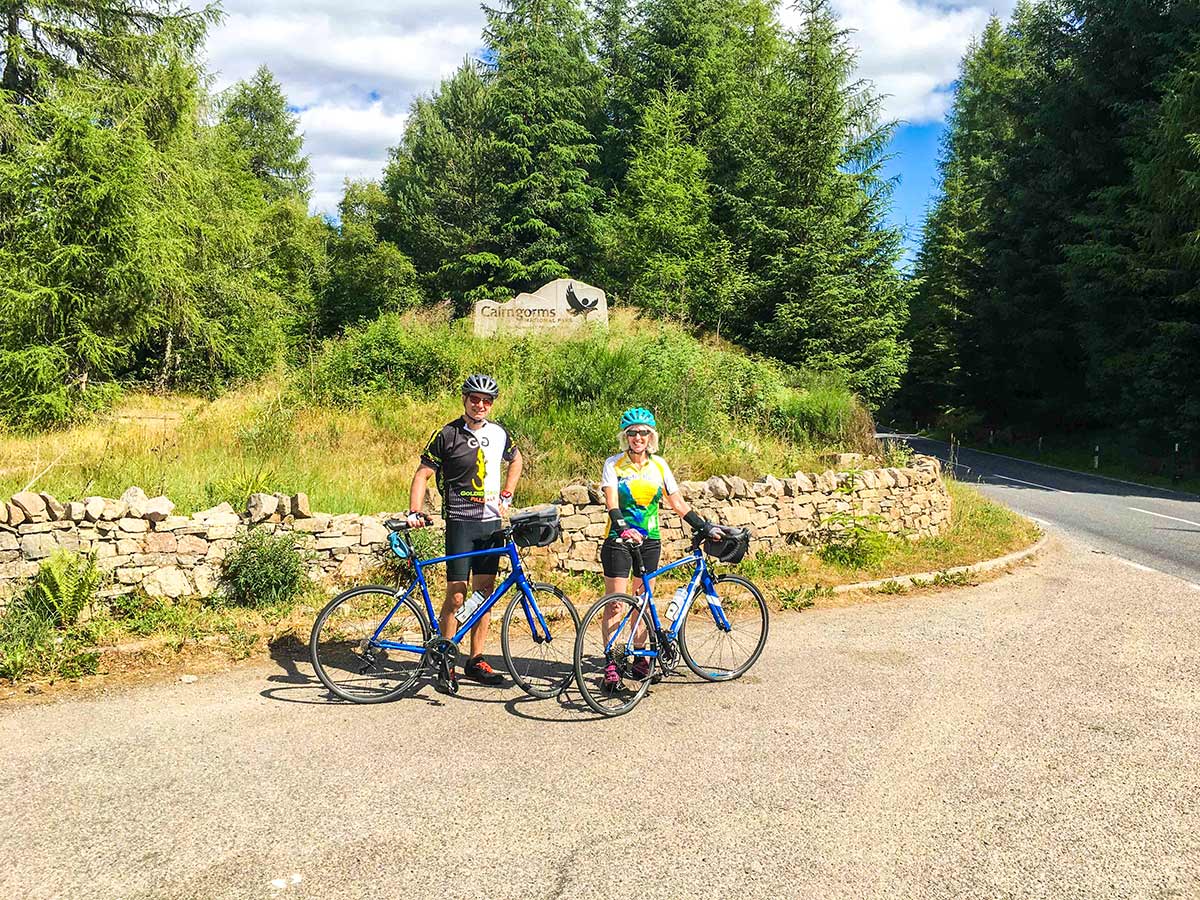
xmin=0 ymin=310 xmax=875 ymax=513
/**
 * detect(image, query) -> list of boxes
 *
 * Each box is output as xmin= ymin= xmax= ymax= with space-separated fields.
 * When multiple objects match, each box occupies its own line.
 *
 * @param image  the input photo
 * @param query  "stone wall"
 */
xmin=546 ymin=454 xmax=950 ymax=573
xmin=0 ymin=456 xmax=949 ymax=599
xmin=0 ymin=487 xmax=402 ymax=601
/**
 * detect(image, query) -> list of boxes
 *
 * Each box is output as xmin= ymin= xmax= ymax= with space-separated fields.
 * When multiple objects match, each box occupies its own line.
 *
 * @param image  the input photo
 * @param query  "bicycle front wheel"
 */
xmin=574 ymin=593 xmax=657 ymax=717
xmin=501 ymin=582 xmax=580 ymax=699
xmin=679 ymin=574 xmax=768 ymax=682
xmin=310 ymin=585 xmax=430 ymax=703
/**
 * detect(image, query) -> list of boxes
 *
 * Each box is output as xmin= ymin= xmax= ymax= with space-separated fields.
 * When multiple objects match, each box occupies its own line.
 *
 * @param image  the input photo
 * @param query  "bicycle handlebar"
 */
xmin=384 ymin=513 xmax=433 ymax=532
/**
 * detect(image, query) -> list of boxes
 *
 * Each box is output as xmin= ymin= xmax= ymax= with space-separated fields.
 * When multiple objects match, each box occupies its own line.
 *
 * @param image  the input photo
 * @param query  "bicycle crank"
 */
xmin=427 ymin=637 xmax=459 ymax=694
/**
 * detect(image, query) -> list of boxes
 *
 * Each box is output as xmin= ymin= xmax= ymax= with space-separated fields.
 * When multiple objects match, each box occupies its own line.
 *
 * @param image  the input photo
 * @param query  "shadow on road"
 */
xmin=504 ymin=687 xmax=607 ymax=723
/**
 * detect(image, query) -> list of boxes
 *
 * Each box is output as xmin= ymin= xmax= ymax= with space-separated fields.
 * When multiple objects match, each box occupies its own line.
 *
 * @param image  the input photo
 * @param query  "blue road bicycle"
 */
xmin=573 ymin=526 xmax=769 ymax=717
xmin=309 ymin=507 xmax=578 ymax=703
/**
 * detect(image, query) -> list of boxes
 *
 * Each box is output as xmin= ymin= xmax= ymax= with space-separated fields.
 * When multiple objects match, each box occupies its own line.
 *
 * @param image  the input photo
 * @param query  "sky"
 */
xmin=200 ymin=0 xmax=1017 ymax=263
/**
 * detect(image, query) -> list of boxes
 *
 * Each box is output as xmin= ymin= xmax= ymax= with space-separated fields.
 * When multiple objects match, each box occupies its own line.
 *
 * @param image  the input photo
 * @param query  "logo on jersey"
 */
xmin=470 ymin=447 xmax=487 ymax=494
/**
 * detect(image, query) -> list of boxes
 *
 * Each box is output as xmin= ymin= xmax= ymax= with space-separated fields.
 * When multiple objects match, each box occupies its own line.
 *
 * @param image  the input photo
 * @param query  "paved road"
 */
xmin=2 ymin=535 xmax=1198 ymax=899
xmin=889 ymin=432 xmax=1200 ymax=586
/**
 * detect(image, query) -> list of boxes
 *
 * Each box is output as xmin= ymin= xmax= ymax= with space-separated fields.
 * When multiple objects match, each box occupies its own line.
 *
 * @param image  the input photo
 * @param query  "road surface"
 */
xmin=891 ymin=432 xmax=1200 ymax=586
xmin=2 ymin=535 xmax=1197 ymax=899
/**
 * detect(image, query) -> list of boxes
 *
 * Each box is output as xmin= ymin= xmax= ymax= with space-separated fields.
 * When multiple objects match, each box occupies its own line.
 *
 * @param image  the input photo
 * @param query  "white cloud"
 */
xmin=297 ymin=100 xmax=411 ymax=215
xmin=200 ymin=1 xmax=485 ymax=217
xmin=810 ymin=0 xmax=1016 ymax=124
xmin=201 ymin=0 xmax=1018 ymax=217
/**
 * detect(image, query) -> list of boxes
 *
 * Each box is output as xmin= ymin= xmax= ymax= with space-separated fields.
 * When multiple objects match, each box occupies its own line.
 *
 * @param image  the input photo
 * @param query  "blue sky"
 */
xmin=883 ymin=122 xmax=947 ymax=266
xmin=200 ymin=0 xmax=1011 ymax=263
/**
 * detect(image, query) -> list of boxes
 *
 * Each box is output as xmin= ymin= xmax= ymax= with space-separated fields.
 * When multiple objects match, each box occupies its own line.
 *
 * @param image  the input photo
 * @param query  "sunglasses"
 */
xmin=625 ymin=429 xmax=652 ymax=438
xmin=465 ymin=394 xmax=494 ymax=406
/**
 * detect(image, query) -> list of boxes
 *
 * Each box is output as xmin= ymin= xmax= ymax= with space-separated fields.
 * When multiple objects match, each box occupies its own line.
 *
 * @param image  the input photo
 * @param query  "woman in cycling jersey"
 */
xmin=600 ymin=407 xmax=720 ymax=684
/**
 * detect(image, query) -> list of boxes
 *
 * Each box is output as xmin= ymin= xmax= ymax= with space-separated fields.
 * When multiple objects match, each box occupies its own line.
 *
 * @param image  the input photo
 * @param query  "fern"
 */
xmin=23 ymin=551 xmax=102 ymax=628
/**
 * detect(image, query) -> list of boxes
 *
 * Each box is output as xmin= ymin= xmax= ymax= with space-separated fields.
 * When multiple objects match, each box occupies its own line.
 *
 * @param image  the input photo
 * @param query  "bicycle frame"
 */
xmin=605 ymin=547 xmax=734 ymax=659
xmin=369 ymin=531 xmax=554 ymax=656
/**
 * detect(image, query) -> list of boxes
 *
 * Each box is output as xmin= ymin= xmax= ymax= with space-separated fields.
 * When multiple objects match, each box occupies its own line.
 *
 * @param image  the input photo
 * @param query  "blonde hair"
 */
xmin=619 ymin=427 xmax=659 ymax=454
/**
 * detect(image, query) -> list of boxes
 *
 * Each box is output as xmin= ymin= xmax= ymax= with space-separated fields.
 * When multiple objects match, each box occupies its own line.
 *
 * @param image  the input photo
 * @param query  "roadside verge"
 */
xmin=832 ymin=531 xmax=1049 ymax=594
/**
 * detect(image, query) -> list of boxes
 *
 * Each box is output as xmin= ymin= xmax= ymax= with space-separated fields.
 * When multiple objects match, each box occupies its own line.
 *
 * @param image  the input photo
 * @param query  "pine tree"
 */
xmin=731 ymin=0 xmax=909 ymax=405
xmin=1135 ymin=50 xmax=1200 ymax=446
xmin=480 ymin=0 xmax=603 ymax=293
xmin=322 ymin=180 xmax=422 ymax=334
xmin=900 ymin=18 xmax=1019 ymax=423
xmin=588 ymin=0 xmax=637 ymax=190
xmin=220 ymin=65 xmax=311 ymax=200
xmin=382 ymin=59 xmax=500 ymax=311
xmin=601 ymin=85 xmax=744 ymax=328
xmin=1 ymin=0 xmax=217 ymax=101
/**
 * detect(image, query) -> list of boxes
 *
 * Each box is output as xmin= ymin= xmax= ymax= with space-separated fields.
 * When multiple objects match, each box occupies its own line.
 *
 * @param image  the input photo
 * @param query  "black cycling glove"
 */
xmin=608 ymin=508 xmax=629 ymax=531
xmin=684 ymin=510 xmax=722 ymax=538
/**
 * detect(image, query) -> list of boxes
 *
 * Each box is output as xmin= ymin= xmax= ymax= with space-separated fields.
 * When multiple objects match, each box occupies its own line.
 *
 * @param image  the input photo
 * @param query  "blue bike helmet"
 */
xmin=620 ymin=407 xmax=656 ymax=430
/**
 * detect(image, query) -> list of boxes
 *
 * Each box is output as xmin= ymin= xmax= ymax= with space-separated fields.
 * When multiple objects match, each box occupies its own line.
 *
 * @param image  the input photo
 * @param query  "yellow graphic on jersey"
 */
xmin=470 ymin=447 xmax=487 ymax=492
xmin=627 ymin=478 xmax=659 ymax=507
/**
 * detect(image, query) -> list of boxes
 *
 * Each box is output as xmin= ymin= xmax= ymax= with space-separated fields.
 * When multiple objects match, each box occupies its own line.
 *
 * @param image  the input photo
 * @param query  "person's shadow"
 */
xmin=265 ymin=634 xmax=310 ymax=685
xmin=259 ymin=638 xmax=605 ymax=718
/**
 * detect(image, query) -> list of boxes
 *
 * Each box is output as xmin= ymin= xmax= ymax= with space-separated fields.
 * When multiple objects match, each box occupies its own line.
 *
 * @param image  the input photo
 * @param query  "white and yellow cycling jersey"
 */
xmin=600 ymin=452 xmax=679 ymax=540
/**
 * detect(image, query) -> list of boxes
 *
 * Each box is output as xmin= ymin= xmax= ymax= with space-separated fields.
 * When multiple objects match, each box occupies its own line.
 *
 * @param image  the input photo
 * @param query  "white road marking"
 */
xmin=1128 ymin=507 xmax=1200 ymax=528
xmin=991 ymin=474 xmax=1073 ymax=494
xmin=1094 ymin=547 xmax=1200 ymax=591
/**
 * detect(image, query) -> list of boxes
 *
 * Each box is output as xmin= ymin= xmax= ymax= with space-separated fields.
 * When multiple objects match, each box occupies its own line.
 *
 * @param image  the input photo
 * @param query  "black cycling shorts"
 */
xmin=444 ymin=519 xmax=504 ymax=582
xmin=601 ymin=537 xmax=661 ymax=580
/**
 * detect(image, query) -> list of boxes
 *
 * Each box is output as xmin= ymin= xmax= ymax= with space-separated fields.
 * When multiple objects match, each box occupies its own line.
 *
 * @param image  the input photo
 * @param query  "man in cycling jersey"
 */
xmin=406 ymin=374 xmax=522 ymax=688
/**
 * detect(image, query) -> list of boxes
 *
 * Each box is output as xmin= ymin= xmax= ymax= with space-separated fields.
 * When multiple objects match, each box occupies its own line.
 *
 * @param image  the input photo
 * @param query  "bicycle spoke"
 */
xmin=310 ymin=586 xmax=428 ymax=702
xmin=502 ymin=584 xmax=579 ymax=700
xmin=574 ymin=594 xmax=656 ymax=716
xmin=679 ymin=575 xmax=768 ymax=682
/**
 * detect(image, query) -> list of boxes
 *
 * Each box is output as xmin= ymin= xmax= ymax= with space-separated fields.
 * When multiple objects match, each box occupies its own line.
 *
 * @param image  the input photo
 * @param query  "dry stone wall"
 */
xmin=0 ymin=486 xmax=407 ymax=601
xmin=544 ymin=454 xmax=950 ymax=573
xmin=0 ymin=456 xmax=949 ymax=599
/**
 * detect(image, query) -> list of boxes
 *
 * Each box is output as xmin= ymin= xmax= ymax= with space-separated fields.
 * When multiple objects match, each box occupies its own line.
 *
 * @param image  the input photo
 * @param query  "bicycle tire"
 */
xmin=500 ymin=582 xmax=580 ymax=699
xmin=679 ymin=574 xmax=768 ymax=682
xmin=310 ymin=584 xmax=430 ymax=703
xmin=574 ymin=593 xmax=657 ymax=717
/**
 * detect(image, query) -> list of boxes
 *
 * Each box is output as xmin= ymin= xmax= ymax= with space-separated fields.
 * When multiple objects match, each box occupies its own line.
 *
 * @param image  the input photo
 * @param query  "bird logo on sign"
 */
xmin=565 ymin=282 xmax=599 ymax=318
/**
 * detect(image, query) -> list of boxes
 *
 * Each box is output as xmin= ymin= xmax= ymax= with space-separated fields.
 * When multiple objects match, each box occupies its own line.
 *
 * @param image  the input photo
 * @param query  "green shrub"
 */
xmin=109 ymin=590 xmax=195 ymax=637
xmin=304 ymin=313 xmax=462 ymax=405
xmin=203 ymin=461 xmax=279 ymax=511
xmin=295 ymin=311 xmax=873 ymax=457
xmin=817 ymin=512 xmax=892 ymax=569
xmin=879 ymin=437 xmax=915 ymax=468
xmin=220 ymin=528 xmax=306 ymax=609
xmin=778 ymin=583 xmax=831 ymax=610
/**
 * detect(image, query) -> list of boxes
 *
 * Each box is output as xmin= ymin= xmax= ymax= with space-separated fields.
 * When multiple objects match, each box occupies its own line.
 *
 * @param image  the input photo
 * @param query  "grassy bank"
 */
xmin=1 ymin=311 xmax=874 ymax=512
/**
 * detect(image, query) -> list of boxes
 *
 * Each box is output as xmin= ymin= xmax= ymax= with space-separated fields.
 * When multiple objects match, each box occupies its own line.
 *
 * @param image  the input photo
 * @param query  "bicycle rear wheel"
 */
xmin=501 ymin=582 xmax=580 ymax=699
xmin=574 ymin=593 xmax=657 ymax=717
xmin=679 ymin=574 xmax=768 ymax=681
xmin=310 ymin=585 xmax=430 ymax=703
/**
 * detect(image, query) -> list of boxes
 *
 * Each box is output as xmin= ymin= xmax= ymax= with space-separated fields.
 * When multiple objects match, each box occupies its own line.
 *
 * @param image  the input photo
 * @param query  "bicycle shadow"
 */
xmin=256 ymin=643 xmax=612 ymax=720
xmin=503 ymin=685 xmax=607 ymax=723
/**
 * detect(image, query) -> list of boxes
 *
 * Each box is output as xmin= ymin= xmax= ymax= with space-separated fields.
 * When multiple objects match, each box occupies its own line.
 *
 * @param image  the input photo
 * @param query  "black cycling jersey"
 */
xmin=420 ymin=417 xmax=515 ymax=521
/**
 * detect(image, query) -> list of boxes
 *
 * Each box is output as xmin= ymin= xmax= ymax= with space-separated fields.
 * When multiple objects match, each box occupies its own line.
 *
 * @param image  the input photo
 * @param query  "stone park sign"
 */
xmin=474 ymin=278 xmax=608 ymax=336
